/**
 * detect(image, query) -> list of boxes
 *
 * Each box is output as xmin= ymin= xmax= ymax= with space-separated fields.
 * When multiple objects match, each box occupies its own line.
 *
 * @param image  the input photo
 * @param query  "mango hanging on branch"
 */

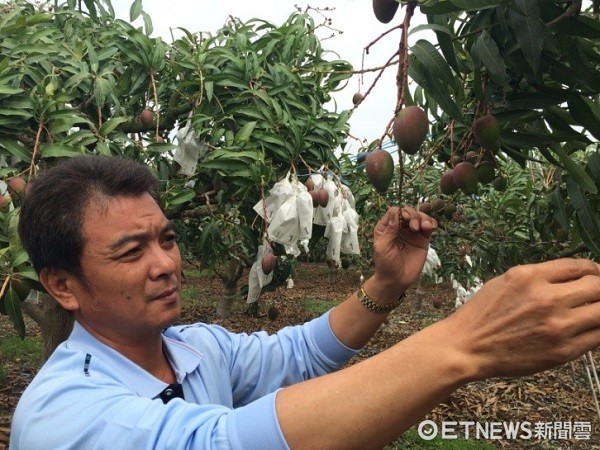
xmin=452 ymin=162 xmax=479 ymax=195
xmin=476 ymin=161 xmax=496 ymax=184
xmin=139 ymin=108 xmax=154 ymax=127
xmin=365 ymin=148 xmax=395 ymax=193
xmin=472 ymin=114 xmax=501 ymax=152
xmin=393 ymin=106 xmax=429 ymax=155
xmin=372 ymin=0 xmax=399 ymax=23
xmin=7 ymin=176 xmax=27 ymax=199
xmin=440 ymin=169 xmax=458 ymax=195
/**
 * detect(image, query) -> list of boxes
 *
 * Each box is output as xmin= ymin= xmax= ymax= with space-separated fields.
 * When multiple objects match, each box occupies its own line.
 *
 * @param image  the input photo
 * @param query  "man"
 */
xmin=10 ymin=155 xmax=600 ymax=449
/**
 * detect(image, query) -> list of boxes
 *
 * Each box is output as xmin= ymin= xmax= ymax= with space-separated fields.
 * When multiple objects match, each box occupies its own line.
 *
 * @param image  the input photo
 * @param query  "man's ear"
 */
xmin=39 ymin=267 xmax=81 ymax=311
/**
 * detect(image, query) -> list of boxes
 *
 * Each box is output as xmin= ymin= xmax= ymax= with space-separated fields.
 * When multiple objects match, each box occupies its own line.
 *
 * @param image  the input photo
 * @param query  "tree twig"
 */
xmin=546 ymin=0 xmax=582 ymax=27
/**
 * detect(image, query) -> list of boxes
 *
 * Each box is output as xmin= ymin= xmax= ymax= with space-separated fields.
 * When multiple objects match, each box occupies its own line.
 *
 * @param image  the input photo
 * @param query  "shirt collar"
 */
xmin=65 ymin=321 xmax=203 ymax=399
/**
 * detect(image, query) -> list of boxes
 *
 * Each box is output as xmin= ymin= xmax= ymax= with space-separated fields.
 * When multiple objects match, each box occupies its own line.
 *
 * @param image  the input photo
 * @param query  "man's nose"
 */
xmin=149 ymin=244 xmax=179 ymax=280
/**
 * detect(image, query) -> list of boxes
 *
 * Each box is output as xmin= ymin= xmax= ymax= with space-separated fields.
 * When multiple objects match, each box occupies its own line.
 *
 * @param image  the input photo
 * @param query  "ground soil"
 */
xmin=1 ymin=263 xmax=599 ymax=449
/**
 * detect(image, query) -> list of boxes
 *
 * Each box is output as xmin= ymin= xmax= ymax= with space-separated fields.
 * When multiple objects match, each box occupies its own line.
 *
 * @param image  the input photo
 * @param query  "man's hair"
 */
xmin=18 ymin=155 xmax=161 ymax=279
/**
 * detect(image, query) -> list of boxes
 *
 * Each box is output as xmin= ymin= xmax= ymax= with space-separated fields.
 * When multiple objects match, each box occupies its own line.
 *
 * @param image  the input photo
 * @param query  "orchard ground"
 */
xmin=1 ymin=262 xmax=599 ymax=449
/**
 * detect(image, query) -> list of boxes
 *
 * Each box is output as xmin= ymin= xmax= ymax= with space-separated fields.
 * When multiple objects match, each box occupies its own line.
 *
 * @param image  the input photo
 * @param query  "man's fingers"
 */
xmin=538 ymin=258 xmax=600 ymax=283
xmin=374 ymin=207 xmax=400 ymax=239
xmin=570 ymin=301 xmax=600 ymax=337
xmin=400 ymin=207 xmax=437 ymax=232
xmin=559 ymin=273 xmax=600 ymax=309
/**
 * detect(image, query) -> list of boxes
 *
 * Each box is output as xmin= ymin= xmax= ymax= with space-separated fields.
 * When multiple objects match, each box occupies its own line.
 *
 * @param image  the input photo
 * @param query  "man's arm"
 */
xmin=329 ymin=206 xmax=434 ymax=350
xmin=276 ymin=258 xmax=600 ymax=449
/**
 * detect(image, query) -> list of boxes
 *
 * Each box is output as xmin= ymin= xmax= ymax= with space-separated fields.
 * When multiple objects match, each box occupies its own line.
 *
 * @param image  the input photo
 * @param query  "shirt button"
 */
xmin=164 ymin=388 xmax=173 ymax=397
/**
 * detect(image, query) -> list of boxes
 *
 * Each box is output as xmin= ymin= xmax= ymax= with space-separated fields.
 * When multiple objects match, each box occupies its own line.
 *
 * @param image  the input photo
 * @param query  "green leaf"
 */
xmin=235 ymin=107 xmax=265 ymax=121
xmin=204 ymin=81 xmax=213 ymax=102
xmin=450 ymin=0 xmax=510 ymax=10
xmin=0 ymin=108 xmax=33 ymax=119
xmin=567 ymin=95 xmax=600 ymax=141
xmin=18 ymin=268 xmax=39 ymax=282
xmin=235 ymin=121 xmax=256 ymax=142
xmin=146 ymin=142 xmax=178 ymax=153
xmin=0 ymin=140 xmax=31 ymax=162
xmin=566 ymin=40 xmax=600 ymax=91
xmin=208 ymin=149 xmax=262 ymax=162
xmin=10 ymin=248 xmax=29 ymax=268
xmin=504 ymin=91 xmax=572 ymax=110
xmin=96 ymin=142 xmax=111 ymax=156
xmin=471 ymin=30 xmax=510 ymax=86
xmin=421 ymin=0 xmax=509 ymax=14
xmin=553 ymin=147 xmax=597 ymax=194
xmin=4 ymin=288 xmax=25 ymax=338
xmin=63 ymin=130 xmax=98 ymax=147
xmin=426 ymin=14 xmax=463 ymax=73
xmin=130 ymin=0 xmax=143 ymax=22
xmin=587 ymin=152 xmax=600 ymax=185
xmin=411 ymin=39 xmax=456 ymax=89
xmin=408 ymin=55 xmax=463 ymax=122
xmin=253 ymin=132 xmax=287 ymax=148
xmin=93 ymin=76 xmax=112 ymax=108
xmin=509 ymin=0 xmax=544 ymax=74
xmin=167 ymin=189 xmax=196 ymax=206
xmin=0 ymin=85 xmax=23 ymax=95
xmin=566 ymin=178 xmax=600 ymax=247
xmin=549 ymin=188 xmax=569 ymax=229
xmin=49 ymin=116 xmax=90 ymax=135
xmin=575 ymin=215 xmax=600 ymax=258
xmin=83 ymin=0 xmax=97 ymax=19
xmin=410 ymin=23 xmax=453 ymax=37
xmin=544 ymin=3 xmax=600 ymax=39
xmin=99 ymin=117 xmax=130 ymax=137
xmin=141 ymin=11 xmax=153 ymax=36
xmin=41 ymin=144 xmax=84 ymax=159
xmin=213 ymin=78 xmax=248 ymax=90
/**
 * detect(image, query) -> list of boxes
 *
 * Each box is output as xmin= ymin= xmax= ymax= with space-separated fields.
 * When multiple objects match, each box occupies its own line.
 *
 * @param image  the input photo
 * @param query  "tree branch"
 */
xmin=546 ymin=0 xmax=582 ymax=27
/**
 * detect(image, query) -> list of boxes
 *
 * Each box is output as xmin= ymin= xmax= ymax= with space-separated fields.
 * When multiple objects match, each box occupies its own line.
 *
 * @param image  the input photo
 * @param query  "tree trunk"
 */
xmin=215 ymin=258 xmax=244 ymax=319
xmin=21 ymin=294 xmax=74 ymax=361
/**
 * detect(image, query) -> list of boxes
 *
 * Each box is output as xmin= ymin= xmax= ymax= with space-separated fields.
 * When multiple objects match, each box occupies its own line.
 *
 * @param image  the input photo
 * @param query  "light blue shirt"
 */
xmin=10 ymin=310 xmax=357 ymax=449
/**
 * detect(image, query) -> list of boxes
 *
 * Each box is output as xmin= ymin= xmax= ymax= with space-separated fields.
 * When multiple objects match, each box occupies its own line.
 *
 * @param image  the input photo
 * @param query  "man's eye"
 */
xmin=163 ymin=233 xmax=177 ymax=244
xmin=121 ymin=247 xmax=141 ymax=258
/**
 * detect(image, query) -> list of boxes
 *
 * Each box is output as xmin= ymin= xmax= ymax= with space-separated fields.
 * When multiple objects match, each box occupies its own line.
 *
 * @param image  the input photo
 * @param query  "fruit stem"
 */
xmin=395 ymin=2 xmax=416 ymax=113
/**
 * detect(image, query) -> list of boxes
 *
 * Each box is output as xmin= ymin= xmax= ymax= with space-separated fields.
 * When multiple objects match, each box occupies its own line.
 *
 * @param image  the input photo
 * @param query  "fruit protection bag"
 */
xmin=254 ymin=173 xmax=314 ymax=257
xmin=174 ymin=115 xmax=209 ymax=176
xmin=324 ymin=213 xmax=345 ymax=267
xmin=268 ymin=195 xmax=301 ymax=256
xmin=313 ymin=174 xmax=338 ymax=226
xmin=296 ymin=189 xmax=314 ymax=253
xmin=246 ymin=240 xmax=274 ymax=304
xmin=252 ymin=172 xmax=295 ymax=222
xmin=340 ymin=199 xmax=360 ymax=255
xmin=340 ymin=184 xmax=356 ymax=209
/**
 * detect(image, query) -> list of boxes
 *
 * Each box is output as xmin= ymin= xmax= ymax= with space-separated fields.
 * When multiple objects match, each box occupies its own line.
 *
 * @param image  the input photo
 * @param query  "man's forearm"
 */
xmin=328 ymin=275 xmax=407 ymax=350
xmin=276 ymin=316 xmax=472 ymax=449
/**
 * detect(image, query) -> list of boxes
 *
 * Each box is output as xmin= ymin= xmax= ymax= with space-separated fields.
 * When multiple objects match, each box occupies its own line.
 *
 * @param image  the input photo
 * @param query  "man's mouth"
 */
xmin=151 ymin=286 xmax=179 ymax=302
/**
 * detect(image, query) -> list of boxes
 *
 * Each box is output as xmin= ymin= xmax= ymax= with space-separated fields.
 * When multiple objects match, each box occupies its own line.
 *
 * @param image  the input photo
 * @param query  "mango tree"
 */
xmin=359 ymin=0 xmax=599 ymax=270
xmin=0 ymin=0 xmax=353 ymax=352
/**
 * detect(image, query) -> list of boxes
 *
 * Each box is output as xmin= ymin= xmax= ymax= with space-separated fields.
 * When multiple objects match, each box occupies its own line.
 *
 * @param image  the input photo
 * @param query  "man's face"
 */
xmin=72 ymin=193 xmax=182 ymax=343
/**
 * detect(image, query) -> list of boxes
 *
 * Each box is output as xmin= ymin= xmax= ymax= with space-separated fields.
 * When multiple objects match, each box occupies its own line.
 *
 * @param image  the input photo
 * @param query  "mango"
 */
xmin=440 ymin=169 xmax=458 ymax=195
xmin=453 ymin=162 xmax=479 ymax=195
xmin=472 ymin=115 xmax=501 ymax=152
xmin=476 ymin=161 xmax=496 ymax=184
xmin=372 ymin=0 xmax=399 ymax=24
xmin=365 ymin=148 xmax=395 ymax=193
xmin=393 ymin=106 xmax=428 ymax=155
